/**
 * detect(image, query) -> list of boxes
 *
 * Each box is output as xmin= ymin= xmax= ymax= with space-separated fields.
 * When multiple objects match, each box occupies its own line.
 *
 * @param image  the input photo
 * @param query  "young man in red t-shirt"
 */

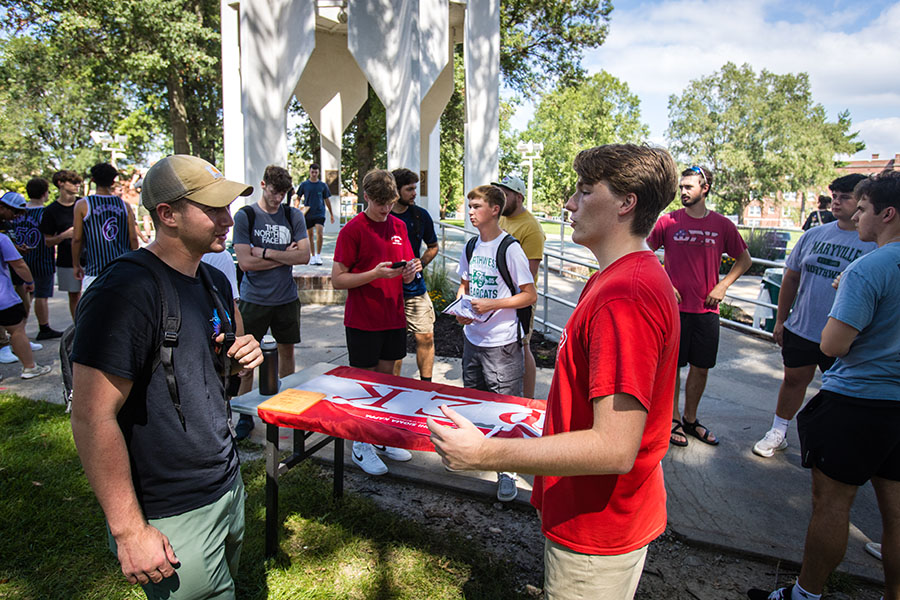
xmin=332 ymin=169 xmax=419 ymax=476
xmin=428 ymin=144 xmax=681 ymax=599
xmin=648 ymin=166 xmax=751 ymax=447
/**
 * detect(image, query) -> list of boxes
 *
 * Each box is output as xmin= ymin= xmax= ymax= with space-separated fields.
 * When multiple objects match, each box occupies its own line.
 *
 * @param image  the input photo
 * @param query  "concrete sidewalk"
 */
xmin=5 ymin=280 xmax=884 ymax=585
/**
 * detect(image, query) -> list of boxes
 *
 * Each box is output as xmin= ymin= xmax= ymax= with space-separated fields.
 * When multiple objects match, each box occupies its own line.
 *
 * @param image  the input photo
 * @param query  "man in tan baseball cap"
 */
xmin=70 ymin=154 xmax=262 ymax=597
xmin=142 ymin=154 xmax=253 ymax=210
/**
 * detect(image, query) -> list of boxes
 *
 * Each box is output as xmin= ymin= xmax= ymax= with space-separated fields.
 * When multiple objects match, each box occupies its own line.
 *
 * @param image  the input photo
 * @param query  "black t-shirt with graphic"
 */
xmin=71 ymin=249 xmax=238 ymax=519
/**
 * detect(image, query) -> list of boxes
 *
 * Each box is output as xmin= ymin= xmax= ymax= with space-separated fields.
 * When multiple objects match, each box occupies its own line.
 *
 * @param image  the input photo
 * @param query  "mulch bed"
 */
xmin=406 ymin=313 xmax=558 ymax=368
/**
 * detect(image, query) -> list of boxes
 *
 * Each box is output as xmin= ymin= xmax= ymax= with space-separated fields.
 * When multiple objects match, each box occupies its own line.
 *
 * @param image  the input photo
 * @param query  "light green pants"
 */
xmin=110 ymin=473 xmax=245 ymax=600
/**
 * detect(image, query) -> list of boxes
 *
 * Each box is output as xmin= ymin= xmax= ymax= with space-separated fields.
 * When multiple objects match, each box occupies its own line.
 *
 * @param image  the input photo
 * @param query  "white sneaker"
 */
xmin=352 ymin=442 xmax=388 ymax=475
xmin=21 ymin=364 xmax=52 ymax=379
xmin=497 ymin=472 xmax=518 ymax=502
xmin=752 ymin=428 xmax=788 ymax=458
xmin=373 ymin=444 xmax=412 ymax=462
xmin=0 ymin=345 xmax=17 ymax=364
xmin=314 ymin=255 xmax=324 ymax=265
xmin=865 ymin=541 xmax=882 ymax=560
xmin=30 ymin=342 xmax=42 ymax=351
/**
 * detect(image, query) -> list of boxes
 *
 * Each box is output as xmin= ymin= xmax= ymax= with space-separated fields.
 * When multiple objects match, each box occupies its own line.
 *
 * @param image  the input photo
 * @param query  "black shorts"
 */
xmin=305 ymin=215 xmax=325 ymax=229
xmin=798 ymin=389 xmax=900 ymax=486
xmin=345 ymin=327 xmax=406 ymax=368
xmin=0 ymin=302 xmax=26 ymax=327
xmin=678 ymin=312 xmax=720 ymax=368
xmin=782 ymin=327 xmax=835 ymax=372
xmin=239 ymin=298 xmax=302 ymax=345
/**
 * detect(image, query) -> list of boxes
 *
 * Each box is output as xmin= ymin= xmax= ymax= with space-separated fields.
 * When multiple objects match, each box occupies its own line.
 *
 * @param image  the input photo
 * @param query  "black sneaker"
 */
xmin=234 ymin=414 xmax=254 ymax=441
xmin=748 ymin=585 xmax=793 ymax=600
xmin=36 ymin=327 xmax=63 ymax=340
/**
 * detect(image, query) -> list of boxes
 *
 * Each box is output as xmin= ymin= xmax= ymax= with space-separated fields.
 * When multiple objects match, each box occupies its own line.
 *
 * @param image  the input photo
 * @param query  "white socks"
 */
xmin=792 ymin=581 xmax=820 ymax=600
xmin=772 ymin=415 xmax=791 ymax=437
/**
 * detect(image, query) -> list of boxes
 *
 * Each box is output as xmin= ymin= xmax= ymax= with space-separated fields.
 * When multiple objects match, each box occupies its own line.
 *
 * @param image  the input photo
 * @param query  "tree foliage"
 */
xmin=520 ymin=71 xmax=649 ymax=214
xmin=438 ymin=46 xmax=466 ymax=219
xmin=666 ymin=62 xmax=864 ymax=220
xmin=500 ymin=0 xmax=612 ymax=96
xmin=0 ymin=34 xmax=165 ymax=184
xmin=4 ymin=0 xmax=222 ymax=163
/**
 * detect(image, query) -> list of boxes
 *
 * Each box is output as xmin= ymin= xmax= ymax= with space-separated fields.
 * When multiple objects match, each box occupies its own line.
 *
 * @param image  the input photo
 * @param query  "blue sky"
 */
xmin=508 ymin=0 xmax=900 ymax=161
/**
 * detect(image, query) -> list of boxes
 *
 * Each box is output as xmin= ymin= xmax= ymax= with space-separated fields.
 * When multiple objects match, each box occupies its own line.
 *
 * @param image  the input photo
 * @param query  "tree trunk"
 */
xmin=355 ymin=86 xmax=378 ymax=209
xmin=167 ymin=71 xmax=191 ymax=155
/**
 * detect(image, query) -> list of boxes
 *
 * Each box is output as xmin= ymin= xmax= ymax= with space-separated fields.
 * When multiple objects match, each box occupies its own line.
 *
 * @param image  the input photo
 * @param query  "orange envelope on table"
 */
xmin=257 ymin=389 xmax=325 ymax=415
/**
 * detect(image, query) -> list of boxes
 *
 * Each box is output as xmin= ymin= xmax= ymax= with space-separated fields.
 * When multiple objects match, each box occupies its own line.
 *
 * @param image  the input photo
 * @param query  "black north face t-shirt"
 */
xmin=71 ymin=249 xmax=239 ymax=519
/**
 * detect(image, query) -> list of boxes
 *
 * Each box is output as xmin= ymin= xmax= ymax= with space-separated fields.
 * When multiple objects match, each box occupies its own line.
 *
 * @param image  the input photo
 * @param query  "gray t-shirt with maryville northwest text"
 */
xmin=784 ymin=221 xmax=876 ymax=343
xmin=233 ymin=204 xmax=307 ymax=306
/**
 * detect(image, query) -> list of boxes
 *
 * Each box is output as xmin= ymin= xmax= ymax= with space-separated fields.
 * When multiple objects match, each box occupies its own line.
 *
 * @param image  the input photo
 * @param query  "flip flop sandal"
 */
xmin=682 ymin=418 xmax=719 ymax=446
xmin=670 ymin=419 xmax=688 ymax=447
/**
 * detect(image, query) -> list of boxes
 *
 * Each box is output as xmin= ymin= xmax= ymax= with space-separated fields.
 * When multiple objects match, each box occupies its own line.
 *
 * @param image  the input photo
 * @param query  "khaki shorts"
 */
xmin=543 ymin=537 xmax=648 ymax=600
xmin=404 ymin=293 xmax=435 ymax=335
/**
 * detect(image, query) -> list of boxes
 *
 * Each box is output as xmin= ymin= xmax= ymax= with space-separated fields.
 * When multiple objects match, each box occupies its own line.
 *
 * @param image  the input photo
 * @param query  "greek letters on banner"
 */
xmin=256 ymin=367 xmax=545 ymax=452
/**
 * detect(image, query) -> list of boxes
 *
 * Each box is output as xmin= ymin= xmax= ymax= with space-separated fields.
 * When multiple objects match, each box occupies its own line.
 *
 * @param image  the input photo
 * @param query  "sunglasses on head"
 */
xmin=689 ymin=166 xmax=708 ymax=187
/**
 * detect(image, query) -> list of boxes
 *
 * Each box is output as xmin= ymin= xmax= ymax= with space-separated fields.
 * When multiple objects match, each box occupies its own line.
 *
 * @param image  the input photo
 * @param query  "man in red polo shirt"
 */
xmin=428 ymin=144 xmax=680 ymax=599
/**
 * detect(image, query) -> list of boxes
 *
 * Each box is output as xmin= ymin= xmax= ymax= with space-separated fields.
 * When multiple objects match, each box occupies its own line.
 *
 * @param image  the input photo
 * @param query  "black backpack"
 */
xmin=464 ymin=234 xmax=533 ymax=343
xmin=234 ymin=204 xmax=293 ymax=287
xmin=60 ymin=251 xmax=236 ymax=432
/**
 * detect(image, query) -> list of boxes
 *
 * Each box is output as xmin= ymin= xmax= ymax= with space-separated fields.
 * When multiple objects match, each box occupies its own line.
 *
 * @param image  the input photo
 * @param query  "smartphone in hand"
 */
xmin=390 ymin=261 xmax=408 ymax=269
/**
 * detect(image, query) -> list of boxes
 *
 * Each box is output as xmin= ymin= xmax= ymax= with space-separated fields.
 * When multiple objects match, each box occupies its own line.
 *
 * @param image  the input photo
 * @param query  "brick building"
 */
xmin=741 ymin=153 xmax=900 ymax=227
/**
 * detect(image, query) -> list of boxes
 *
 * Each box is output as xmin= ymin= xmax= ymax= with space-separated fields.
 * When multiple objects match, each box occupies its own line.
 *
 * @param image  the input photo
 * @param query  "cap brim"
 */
xmin=185 ymin=178 xmax=254 ymax=207
xmin=490 ymin=181 xmax=508 ymax=190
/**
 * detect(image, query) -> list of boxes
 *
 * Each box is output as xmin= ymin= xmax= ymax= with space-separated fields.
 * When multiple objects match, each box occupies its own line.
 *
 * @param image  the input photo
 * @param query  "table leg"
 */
xmin=265 ymin=423 xmax=279 ymax=558
xmin=333 ymin=438 xmax=344 ymax=499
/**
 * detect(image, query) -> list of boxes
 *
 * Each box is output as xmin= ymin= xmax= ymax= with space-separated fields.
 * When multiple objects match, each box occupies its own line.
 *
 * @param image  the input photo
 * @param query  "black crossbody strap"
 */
xmin=114 ymin=251 xmax=185 ymax=430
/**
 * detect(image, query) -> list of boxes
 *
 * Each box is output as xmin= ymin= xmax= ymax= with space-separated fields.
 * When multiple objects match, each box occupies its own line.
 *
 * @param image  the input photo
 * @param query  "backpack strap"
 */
xmin=495 ymin=234 xmax=518 ymax=297
xmin=465 ymin=234 xmax=531 ymax=344
xmin=197 ymin=261 xmax=238 ymax=437
xmin=114 ymin=251 xmax=185 ymax=430
xmin=464 ymin=235 xmax=477 ymax=263
xmin=239 ymin=204 xmax=255 ymax=234
xmin=495 ymin=234 xmax=529 ymax=344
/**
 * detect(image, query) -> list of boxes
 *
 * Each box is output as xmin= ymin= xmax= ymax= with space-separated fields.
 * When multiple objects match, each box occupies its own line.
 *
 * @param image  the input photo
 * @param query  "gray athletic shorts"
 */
xmin=57 ymin=267 xmax=82 ymax=293
xmin=462 ymin=337 xmax=524 ymax=397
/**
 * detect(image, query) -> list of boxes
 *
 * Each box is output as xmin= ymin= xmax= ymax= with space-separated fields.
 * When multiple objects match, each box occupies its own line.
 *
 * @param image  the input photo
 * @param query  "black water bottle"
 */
xmin=259 ymin=335 xmax=279 ymax=395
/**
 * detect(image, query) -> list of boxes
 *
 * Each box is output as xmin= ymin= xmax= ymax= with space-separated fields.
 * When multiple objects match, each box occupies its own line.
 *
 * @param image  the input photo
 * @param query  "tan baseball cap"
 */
xmin=142 ymin=155 xmax=253 ymax=210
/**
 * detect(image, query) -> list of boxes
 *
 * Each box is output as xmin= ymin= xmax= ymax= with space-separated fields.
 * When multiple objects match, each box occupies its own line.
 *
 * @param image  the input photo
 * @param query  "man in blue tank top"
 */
xmin=71 ymin=163 xmax=138 ymax=290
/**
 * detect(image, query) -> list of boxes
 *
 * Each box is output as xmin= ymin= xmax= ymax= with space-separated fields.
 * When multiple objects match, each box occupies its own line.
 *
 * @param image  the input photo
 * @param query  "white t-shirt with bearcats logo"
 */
xmin=457 ymin=233 xmax=533 ymax=347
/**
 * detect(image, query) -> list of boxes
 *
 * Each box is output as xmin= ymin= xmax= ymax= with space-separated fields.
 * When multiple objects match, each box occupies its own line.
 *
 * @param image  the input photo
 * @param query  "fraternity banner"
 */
xmin=256 ymin=366 xmax=546 ymax=452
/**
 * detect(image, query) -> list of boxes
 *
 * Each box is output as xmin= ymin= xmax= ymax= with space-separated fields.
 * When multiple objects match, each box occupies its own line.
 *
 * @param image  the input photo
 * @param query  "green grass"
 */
xmin=0 ymin=395 xmax=529 ymax=599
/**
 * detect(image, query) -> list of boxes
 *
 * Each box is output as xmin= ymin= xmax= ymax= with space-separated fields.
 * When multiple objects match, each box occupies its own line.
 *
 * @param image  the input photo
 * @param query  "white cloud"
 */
xmin=567 ymin=0 xmax=900 ymax=159
xmin=852 ymin=117 xmax=900 ymax=159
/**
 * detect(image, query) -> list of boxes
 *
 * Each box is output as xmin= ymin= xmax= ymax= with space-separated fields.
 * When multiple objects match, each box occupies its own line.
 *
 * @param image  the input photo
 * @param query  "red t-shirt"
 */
xmin=530 ymin=251 xmax=679 ymax=555
xmin=334 ymin=212 xmax=413 ymax=331
xmin=647 ymin=209 xmax=747 ymax=314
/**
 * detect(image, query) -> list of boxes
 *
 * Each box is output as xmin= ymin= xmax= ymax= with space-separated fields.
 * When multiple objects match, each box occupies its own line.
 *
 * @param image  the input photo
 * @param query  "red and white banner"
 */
xmin=257 ymin=366 xmax=546 ymax=452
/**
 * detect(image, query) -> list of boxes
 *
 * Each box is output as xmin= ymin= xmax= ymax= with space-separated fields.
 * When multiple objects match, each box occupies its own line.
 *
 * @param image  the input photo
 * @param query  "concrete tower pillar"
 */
xmin=463 ymin=0 xmax=500 ymax=223
xmin=239 ymin=0 xmax=315 ymax=203
xmin=293 ymin=30 xmax=368 ymax=232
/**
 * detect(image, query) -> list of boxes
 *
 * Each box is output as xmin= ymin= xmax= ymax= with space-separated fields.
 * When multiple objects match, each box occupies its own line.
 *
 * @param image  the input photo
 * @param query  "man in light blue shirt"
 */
xmin=753 ymin=174 xmax=876 ymax=458
xmin=750 ymin=170 xmax=900 ymax=600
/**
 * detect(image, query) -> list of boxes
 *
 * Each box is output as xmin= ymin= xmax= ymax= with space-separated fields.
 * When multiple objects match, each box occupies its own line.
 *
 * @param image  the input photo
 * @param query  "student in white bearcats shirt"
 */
xmin=456 ymin=184 xmax=536 ymax=502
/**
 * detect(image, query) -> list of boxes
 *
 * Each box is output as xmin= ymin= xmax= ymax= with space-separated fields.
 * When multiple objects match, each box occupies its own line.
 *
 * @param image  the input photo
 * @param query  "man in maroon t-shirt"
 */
xmin=429 ymin=145 xmax=680 ymax=599
xmin=332 ymin=169 xmax=419 ymax=477
xmin=648 ymin=167 xmax=751 ymax=447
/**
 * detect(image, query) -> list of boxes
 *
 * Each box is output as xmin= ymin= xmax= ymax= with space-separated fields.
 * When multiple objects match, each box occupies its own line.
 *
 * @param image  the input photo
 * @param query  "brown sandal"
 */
xmin=670 ymin=420 xmax=688 ymax=447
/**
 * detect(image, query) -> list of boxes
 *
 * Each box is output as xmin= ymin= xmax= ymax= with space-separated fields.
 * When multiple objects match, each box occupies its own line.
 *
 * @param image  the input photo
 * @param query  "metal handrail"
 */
xmin=433 ymin=221 xmax=782 ymax=341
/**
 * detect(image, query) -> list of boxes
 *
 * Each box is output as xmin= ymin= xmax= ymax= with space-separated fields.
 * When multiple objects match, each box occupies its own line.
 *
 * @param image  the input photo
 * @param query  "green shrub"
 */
xmin=424 ymin=264 xmax=456 ymax=311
